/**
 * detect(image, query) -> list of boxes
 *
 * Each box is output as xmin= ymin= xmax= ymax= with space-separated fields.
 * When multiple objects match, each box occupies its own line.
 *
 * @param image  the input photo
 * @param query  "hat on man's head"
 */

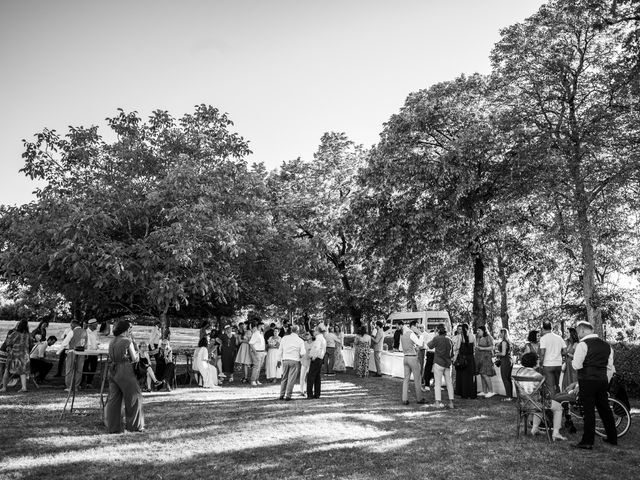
xmin=224 ymin=324 xmax=232 ymax=330
xmin=576 ymin=320 xmax=593 ymax=330
xmin=87 ymin=318 xmax=98 ymax=325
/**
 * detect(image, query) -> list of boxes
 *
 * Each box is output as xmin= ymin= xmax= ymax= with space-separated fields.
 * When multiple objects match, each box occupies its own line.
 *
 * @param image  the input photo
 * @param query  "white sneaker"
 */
xmin=485 ymin=392 xmax=495 ymax=398
xmin=256 ymin=381 xmax=262 ymax=385
xmin=251 ymin=381 xmax=258 ymax=386
xmin=478 ymin=392 xmax=486 ymax=397
xmin=421 ymin=386 xmax=431 ymax=392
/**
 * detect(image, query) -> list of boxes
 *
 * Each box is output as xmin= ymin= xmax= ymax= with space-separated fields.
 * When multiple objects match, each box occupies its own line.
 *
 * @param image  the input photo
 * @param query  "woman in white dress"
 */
xmin=265 ymin=328 xmax=283 ymax=382
xmin=193 ymin=337 xmax=219 ymax=388
xmin=333 ymin=326 xmax=346 ymax=373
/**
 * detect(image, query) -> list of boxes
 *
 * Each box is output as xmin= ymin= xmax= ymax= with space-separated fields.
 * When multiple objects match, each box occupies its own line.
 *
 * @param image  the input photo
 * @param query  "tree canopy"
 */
xmin=1 ymin=0 xmax=639 ymax=340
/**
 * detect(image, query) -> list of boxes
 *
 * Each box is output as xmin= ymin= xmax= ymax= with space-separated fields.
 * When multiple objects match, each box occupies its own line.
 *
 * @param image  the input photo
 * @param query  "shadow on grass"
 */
xmin=1 ymin=371 xmax=639 ymax=480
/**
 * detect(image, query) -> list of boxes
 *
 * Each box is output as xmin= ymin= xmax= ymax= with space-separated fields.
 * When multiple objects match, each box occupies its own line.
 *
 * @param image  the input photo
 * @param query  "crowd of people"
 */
xmin=0 ymin=315 xmax=621 ymax=448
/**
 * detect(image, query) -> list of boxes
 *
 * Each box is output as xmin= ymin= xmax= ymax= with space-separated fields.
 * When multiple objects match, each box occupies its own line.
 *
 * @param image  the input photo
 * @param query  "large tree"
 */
xmin=356 ymin=74 xmax=519 ymax=327
xmin=0 ymin=105 xmax=259 ymax=334
xmin=492 ymin=0 xmax=640 ymax=334
xmin=268 ymin=132 xmax=368 ymax=328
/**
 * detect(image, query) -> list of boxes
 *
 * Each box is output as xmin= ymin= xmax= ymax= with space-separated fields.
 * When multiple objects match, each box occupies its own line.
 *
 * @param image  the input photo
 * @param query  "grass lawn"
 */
xmin=0 ymin=364 xmax=639 ymax=480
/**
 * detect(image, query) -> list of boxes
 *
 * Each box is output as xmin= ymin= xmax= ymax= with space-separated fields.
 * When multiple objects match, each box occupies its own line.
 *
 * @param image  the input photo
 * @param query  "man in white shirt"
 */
xmin=30 ymin=335 xmax=57 ymax=382
xmin=401 ymin=321 xmax=427 ymax=405
xmin=539 ymin=321 xmax=566 ymax=395
xmin=54 ymin=325 xmax=73 ymax=377
xmin=277 ymin=325 xmax=306 ymax=401
xmin=371 ymin=321 xmax=385 ymax=377
xmin=81 ymin=318 xmax=100 ymax=388
xmin=323 ymin=327 xmax=336 ymax=375
xmin=306 ymin=326 xmax=327 ymax=399
xmin=248 ymin=322 xmax=266 ymax=386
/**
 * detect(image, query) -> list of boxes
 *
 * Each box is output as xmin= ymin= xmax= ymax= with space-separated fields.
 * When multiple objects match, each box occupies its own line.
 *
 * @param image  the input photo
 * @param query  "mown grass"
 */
xmin=1 ymin=367 xmax=639 ymax=480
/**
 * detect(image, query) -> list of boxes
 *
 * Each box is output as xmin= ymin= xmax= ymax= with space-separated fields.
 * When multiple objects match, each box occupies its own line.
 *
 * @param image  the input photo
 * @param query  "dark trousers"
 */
xmin=500 ymin=357 xmax=513 ymax=397
xmin=579 ymin=378 xmax=617 ymax=445
xmin=82 ymin=355 xmax=98 ymax=386
xmin=307 ymin=358 xmax=323 ymax=398
xmin=30 ymin=359 xmax=53 ymax=381
xmin=418 ymin=349 xmax=425 ymax=379
xmin=423 ymin=351 xmax=435 ymax=385
xmin=324 ymin=347 xmax=335 ymax=374
xmin=543 ymin=366 xmax=562 ymax=396
xmin=156 ymin=358 xmax=175 ymax=386
xmin=55 ymin=349 xmax=67 ymax=376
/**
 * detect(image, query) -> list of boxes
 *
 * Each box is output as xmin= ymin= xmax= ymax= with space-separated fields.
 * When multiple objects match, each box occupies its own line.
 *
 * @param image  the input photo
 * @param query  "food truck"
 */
xmin=386 ymin=311 xmax=452 ymax=334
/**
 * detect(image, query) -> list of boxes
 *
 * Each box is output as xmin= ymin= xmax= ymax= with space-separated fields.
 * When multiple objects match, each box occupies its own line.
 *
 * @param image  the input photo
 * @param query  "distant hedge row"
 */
xmin=612 ymin=343 xmax=640 ymax=398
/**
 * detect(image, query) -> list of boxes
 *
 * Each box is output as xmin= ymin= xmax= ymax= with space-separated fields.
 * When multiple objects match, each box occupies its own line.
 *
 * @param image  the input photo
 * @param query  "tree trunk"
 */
xmin=472 ymin=253 xmax=486 ymax=328
xmin=569 ymin=146 xmax=602 ymax=335
xmin=487 ymin=286 xmax=496 ymax=336
xmin=566 ymin=64 xmax=602 ymax=336
xmin=159 ymin=305 xmax=170 ymax=340
xmin=497 ymin=255 xmax=509 ymax=329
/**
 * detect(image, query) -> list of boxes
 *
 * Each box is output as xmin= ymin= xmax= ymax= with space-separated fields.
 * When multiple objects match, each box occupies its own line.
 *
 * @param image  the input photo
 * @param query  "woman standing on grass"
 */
xmin=495 ymin=328 xmax=513 ymax=401
xmin=354 ymin=327 xmax=372 ymax=377
xmin=105 ymin=320 xmax=144 ymax=433
xmin=453 ymin=323 xmax=476 ymax=399
xmin=219 ymin=325 xmax=238 ymax=382
xmin=235 ymin=322 xmax=252 ymax=383
xmin=265 ymin=327 xmax=282 ymax=382
xmin=332 ymin=325 xmax=346 ymax=373
xmin=475 ymin=326 xmax=496 ymax=398
xmin=561 ymin=327 xmax=579 ymax=391
xmin=0 ymin=320 xmax=32 ymax=393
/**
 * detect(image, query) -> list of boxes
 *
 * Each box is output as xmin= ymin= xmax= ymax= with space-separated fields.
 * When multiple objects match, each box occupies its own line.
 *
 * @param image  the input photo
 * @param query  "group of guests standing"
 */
xmin=0 ymin=318 xmax=102 ymax=393
xmin=392 ymin=319 xmax=588 ymax=411
xmin=191 ymin=319 xmax=347 ymax=397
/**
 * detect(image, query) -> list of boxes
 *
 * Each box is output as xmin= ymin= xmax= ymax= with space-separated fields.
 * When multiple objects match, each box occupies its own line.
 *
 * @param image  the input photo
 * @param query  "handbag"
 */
xmin=494 ymin=357 xmax=502 ymax=368
xmin=454 ymin=354 xmax=467 ymax=369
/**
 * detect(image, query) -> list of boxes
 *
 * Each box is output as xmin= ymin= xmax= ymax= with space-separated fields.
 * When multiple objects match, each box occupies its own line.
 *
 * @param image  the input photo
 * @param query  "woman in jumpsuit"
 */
xmin=105 ymin=320 xmax=144 ymax=433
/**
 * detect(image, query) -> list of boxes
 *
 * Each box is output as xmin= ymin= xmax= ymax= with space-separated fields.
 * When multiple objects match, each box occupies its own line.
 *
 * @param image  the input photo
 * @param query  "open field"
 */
xmin=0 ymin=320 xmax=201 ymax=350
xmin=0 ymin=357 xmax=638 ymax=480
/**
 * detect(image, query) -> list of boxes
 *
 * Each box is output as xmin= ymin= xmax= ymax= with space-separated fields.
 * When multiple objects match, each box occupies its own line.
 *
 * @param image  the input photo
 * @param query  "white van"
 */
xmin=387 ymin=311 xmax=452 ymax=335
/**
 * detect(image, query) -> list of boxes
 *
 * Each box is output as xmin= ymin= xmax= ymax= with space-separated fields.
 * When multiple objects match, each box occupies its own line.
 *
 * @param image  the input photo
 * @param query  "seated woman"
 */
xmin=192 ymin=337 xmax=220 ymax=388
xmin=513 ymin=352 xmax=567 ymax=441
xmin=137 ymin=343 xmax=163 ymax=391
xmin=152 ymin=336 xmax=175 ymax=391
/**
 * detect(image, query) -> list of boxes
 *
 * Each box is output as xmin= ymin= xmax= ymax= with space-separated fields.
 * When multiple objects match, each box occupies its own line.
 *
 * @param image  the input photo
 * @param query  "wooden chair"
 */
xmin=512 ymin=374 xmax=551 ymax=441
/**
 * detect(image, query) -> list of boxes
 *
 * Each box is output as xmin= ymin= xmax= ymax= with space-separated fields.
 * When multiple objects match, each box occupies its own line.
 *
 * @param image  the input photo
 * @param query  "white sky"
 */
xmin=0 ymin=0 xmax=546 ymax=206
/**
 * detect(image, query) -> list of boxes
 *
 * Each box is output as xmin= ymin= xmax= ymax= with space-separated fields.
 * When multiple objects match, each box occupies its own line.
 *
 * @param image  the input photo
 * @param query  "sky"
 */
xmin=0 ymin=0 xmax=546 ymax=206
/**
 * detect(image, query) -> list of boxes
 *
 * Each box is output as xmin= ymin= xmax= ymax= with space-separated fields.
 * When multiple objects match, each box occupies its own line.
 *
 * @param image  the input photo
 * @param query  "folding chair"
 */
xmin=513 ymin=374 xmax=551 ymax=442
xmin=7 ymin=373 xmax=39 ymax=390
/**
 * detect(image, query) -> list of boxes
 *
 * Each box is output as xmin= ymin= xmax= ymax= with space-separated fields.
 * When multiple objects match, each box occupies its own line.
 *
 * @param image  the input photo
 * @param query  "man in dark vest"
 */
xmin=571 ymin=320 xmax=617 ymax=449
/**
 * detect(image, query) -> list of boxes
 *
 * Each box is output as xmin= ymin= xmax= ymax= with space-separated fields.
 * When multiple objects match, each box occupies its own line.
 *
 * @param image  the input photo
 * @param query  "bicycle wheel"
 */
xmin=595 ymin=397 xmax=630 ymax=438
